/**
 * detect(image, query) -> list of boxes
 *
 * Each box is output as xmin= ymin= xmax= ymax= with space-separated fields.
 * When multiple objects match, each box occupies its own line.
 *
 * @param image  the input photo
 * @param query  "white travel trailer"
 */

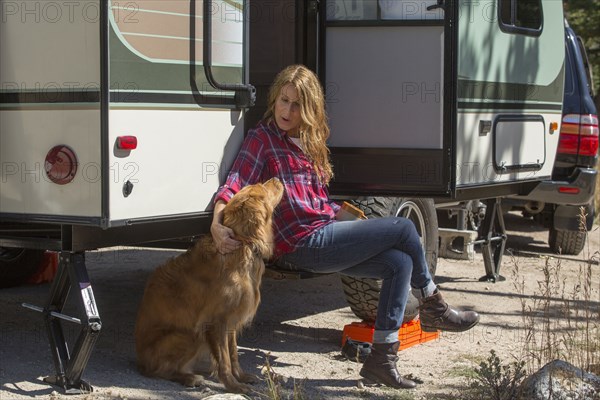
xmin=0 ymin=0 xmax=565 ymax=392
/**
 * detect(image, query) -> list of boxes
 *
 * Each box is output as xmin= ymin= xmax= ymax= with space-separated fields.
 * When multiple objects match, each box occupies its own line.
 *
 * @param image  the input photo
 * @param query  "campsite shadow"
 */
xmin=502 ymin=211 xmax=556 ymax=255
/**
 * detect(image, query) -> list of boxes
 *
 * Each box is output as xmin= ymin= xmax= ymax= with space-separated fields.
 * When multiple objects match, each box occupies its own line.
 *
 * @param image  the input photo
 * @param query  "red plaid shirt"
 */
xmin=214 ymin=121 xmax=340 ymax=257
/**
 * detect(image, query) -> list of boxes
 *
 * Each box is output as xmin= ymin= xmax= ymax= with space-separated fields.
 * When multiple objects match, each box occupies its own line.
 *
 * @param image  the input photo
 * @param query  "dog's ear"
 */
xmin=224 ymin=195 xmax=262 ymax=237
xmin=223 ymin=186 xmax=275 ymax=258
xmin=223 ymin=199 xmax=249 ymax=232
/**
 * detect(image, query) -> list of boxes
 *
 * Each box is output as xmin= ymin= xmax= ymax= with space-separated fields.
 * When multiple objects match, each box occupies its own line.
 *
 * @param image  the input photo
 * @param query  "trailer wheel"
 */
xmin=340 ymin=197 xmax=438 ymax=323
xmin=548 ymin=228 xmax=586 ymax=255
xmin=0 ymin=248 xmax=45 ymax=288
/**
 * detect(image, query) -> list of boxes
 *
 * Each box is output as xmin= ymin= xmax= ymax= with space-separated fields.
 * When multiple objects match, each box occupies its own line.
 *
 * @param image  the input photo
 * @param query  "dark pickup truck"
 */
xmin=508 ymin=20 xmax=599 ymax=255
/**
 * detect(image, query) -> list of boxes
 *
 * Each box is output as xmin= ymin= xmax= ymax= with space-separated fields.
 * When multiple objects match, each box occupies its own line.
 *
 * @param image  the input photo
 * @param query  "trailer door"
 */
xmin=453 ymin=0 xmax=564 ymax=199
xmin=322 ymin=0 xmax=453 ymax=196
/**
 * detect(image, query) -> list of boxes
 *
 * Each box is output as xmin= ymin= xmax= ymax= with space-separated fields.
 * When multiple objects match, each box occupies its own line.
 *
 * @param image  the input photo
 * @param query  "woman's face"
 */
xmin=274 ymin=83 xmax=301 ymax=137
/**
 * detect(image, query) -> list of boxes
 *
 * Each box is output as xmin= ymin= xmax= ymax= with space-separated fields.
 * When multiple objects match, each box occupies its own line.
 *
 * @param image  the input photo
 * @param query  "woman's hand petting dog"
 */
xmin=211 ymin=222 xmax=241 ymax=254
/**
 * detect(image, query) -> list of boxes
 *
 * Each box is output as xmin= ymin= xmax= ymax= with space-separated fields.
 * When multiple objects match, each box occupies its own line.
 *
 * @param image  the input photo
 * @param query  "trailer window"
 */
xmin=108 ymin=0 xmax=245 ymax=107
xmin=499 ymin=0 xmax=542 ymax=36
xmin=327 ymin=0 xmax=443 ymax=21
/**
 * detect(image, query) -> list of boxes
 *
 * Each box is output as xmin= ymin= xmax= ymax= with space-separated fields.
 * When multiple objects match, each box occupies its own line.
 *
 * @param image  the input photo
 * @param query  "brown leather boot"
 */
xmin=418 ymin=290 xmax=480 ymax=332
xmin=359 ymin=342 xmax=417 ymax=389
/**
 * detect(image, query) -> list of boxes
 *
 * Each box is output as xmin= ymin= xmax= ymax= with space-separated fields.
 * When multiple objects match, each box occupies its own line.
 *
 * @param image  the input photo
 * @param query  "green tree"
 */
xmin=563 ymin=0 xmax=600 ymax=107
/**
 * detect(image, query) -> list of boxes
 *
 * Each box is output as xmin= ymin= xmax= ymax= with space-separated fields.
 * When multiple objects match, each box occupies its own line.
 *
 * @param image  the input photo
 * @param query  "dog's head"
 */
xmin=222 ymin=178 xmax=284 ymax=258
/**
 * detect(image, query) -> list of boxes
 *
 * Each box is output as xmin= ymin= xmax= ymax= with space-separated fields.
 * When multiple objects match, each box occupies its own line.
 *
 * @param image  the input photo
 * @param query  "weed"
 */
xmin=259 ymin=353 xmax=307 ymax=400
xmin=261 ymin=354 xmax=283 ymax=400
xmin=467 ymin=350 xmax=526 ymax=400
xmin=383 ymin=390 xmax=416 ymax=400
xmin=446 ymin=364 xmax=478 ymax=379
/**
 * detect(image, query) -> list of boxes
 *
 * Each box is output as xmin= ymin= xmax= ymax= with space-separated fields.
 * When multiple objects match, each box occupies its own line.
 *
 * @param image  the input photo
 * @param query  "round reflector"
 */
xmin=44 ymin=145 xmax=78 ymax=185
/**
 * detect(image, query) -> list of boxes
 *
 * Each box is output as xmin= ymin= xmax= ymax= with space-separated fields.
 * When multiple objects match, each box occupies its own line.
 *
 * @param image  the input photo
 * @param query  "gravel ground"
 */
xmin=1 ymin=211 xmax=599 ymax=399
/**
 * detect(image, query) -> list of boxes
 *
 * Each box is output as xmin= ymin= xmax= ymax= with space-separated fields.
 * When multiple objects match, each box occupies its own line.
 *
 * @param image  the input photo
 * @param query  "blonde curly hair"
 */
xmin=263 ymin=65 xmax=333 ymax=184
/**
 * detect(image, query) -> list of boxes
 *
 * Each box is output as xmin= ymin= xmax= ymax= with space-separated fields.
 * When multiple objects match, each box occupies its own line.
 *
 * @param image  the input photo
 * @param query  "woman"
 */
xmin=211 ymin=65 xmax=479 ymax=389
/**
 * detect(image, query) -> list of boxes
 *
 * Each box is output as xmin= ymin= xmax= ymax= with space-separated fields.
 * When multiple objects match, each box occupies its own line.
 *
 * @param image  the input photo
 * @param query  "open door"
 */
xmin=453 ymin=0 xmax=564 ymax=199
xmin=320 ymin=0 xmax=454 ymax=197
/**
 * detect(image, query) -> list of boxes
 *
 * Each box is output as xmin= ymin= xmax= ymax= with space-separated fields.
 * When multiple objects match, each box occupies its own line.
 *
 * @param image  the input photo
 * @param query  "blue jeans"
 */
xmin=279 ymin=217 xmax=434 ymax=336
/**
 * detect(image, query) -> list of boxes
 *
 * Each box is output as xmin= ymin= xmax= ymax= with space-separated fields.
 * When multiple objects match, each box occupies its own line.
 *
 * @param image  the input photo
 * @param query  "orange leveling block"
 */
xmin=26 ymin=251 xmax=59 ymax=285
xmin=342 ymin=319 xmax=439 ymax=351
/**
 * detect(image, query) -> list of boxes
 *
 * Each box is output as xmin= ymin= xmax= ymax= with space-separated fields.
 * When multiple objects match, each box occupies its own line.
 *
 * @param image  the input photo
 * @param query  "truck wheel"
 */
xmin=548 ymin=228 xmax=586 ymax=255
xmin=0 ymin=248 xmax=45 ymax=288
xmin=340 ymin=198 xmax=438 ymax=323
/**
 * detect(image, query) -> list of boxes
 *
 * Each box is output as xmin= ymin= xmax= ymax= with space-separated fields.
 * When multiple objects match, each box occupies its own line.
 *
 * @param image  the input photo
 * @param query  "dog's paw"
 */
xmin=183 ymin=374 xmax=206 ymax=388
xmin=227 ymin=382 xmax=252 ymax=394
xmin=223 ymin=380 xmax=252 ymax=394
xmin=222 ymin=375 xmax=252 ymax=394
xmin=235 ymin=372 xmax=259 ymax=384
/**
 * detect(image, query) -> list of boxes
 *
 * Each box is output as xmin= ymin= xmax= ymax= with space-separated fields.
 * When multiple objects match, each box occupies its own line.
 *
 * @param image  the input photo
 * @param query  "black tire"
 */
xmin=340 ymin=197 xmax=438 ymax=323
xmin=0 ymin=248 xmax=45 ymax=289
xmin=548 ymin=228 xmax=586 ymax=255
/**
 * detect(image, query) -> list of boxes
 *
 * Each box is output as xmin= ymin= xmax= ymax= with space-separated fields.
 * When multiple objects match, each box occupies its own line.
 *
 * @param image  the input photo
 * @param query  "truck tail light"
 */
xmin=557 ymin=114 xmax=599 ymax=156
xmin=558 ymin=186 xmax=580 ymax=194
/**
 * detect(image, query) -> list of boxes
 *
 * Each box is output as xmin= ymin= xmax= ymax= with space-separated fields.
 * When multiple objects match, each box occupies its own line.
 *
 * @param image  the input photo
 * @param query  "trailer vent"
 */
xmin=44 ymin=145 xmax=78 ymax=185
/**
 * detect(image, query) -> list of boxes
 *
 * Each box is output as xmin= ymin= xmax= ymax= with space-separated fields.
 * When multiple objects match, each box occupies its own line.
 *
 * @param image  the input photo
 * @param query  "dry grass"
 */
xmin=463 ymin=209 xmax=600 ymax=399
xmin=595 ymin=174 xmax=600 ymax=224
xmin=258 ymin=353 xmax=307 ymax=400
xmin=511 ymin=222 xmax=599 ymax=376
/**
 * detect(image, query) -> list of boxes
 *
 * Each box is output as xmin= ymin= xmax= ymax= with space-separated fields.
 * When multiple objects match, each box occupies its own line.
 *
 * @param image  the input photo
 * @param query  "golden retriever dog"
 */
xmin=135 ymin=178 xmax=284 ymax=393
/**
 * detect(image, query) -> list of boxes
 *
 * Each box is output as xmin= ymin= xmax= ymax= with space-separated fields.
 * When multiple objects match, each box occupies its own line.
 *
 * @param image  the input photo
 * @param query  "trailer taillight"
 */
xmin=44 ymin=145 xmax=78 ymax=185
xmin=117 ymin=136 xmax=138 ymax=150
xmin=557 ymin=114 xmax=599 ymax=156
